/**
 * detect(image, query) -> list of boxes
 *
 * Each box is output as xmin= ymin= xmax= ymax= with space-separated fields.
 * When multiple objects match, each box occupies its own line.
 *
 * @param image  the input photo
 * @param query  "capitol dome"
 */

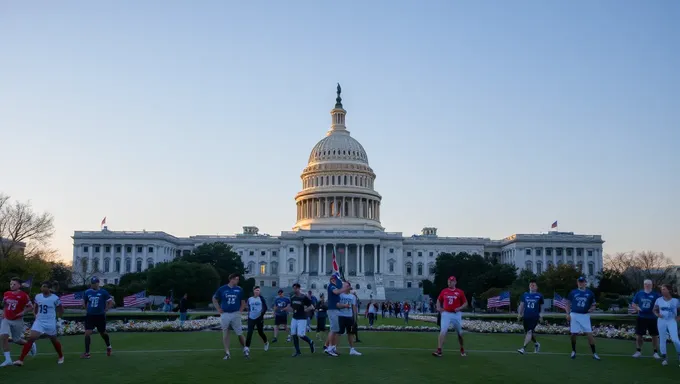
xmin=293 ymin=85 xmax=383 ymax=231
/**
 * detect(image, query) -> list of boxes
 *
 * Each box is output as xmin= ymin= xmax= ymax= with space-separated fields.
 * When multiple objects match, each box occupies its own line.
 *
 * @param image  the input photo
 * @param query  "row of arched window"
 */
xmin=525 ymin=260 xmax=595 ymax=275
xmin=79 ymin=257 xmax=155 ymax=274
xmin=303 ymin=174 xmax=373 ymax=189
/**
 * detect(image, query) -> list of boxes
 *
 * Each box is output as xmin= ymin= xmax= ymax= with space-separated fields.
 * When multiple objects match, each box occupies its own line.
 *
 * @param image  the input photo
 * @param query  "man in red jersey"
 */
xmin=0 ymin=277 xmax=36 ymax=367
xmin=432 ymin=276 xmax=468 ymax=357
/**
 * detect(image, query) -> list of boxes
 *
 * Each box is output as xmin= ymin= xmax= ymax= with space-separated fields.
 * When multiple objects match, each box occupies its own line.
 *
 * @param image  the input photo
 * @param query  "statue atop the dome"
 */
xmin=335 ymin=83 xmax=343 ymax=108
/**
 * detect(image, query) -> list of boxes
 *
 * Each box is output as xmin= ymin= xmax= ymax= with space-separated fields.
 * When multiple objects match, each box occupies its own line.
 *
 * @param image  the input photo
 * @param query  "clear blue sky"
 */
xmin=1 ymin=1 xmax=678 ymax=263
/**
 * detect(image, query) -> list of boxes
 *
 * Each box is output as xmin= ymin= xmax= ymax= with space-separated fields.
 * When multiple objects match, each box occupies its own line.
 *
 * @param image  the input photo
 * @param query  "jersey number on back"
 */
xmin=89 ymin=297 xmax=100 ymax=308
xmin=527 ymin=301 xmax=535 ymax=309
xmin=38 ymin=304 xmax=49 ymax=314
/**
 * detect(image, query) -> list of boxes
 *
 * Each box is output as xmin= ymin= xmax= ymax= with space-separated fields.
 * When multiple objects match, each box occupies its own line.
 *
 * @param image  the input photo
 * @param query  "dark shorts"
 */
xmin=274 ymin=315 xmax=287 ymax=326
xmin=317 ymin=316 xmax=327 ymax=332
xmin=636 ymin=317 xmax=659 ymax=336
xmin=338 ymin=316 xmax=355 ymax=335
xmin=85 ymin=314 xmax=107 ymax=333
xmin=523 ymin=317 xmax=539 ymax=332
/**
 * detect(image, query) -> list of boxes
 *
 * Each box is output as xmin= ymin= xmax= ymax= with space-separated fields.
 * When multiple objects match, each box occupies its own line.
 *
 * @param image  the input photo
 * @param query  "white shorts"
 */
xmin=220 ymin=312 xmax=243 ymax=335
xmin=569 ymin=312 xmax=592 ymax=334
xmin=440 ymin=311 xmax=463 ymax=334
xmin=291 ymin=318 xmax=307 ymax=336
xmin=0 ymin=318 xmax=25 ymax=340
xmin=31 ymin=320 xmax=57 ymax=336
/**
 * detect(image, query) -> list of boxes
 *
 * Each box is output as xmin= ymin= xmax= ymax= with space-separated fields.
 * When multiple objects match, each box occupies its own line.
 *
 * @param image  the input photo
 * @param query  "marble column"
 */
xmin=321 ymin=244 xmax=326 ymax=275
xmin=317 ymin=244 xmax=322 ymax=273
xmin=305 ymin=244 xmax=309 ymax=272
xmin=343 ymin=244 xmax=348 ymax=273
xmin=374 ymin=246 xmax=378 ymax=273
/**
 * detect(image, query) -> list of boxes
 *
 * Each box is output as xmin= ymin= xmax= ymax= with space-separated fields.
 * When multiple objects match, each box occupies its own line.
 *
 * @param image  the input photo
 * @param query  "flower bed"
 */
xmin=12 ymin=314 xmax=647 ymax=340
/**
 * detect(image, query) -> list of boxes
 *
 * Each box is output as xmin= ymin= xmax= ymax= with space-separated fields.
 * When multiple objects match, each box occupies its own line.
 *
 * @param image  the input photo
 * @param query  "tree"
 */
xmin=604 ymin=251 xmax=676 ymax=288
xmin=118 ymin=271 xmax=148 ymax=290
xmin=537 ymin=264 xmax=581 ymax=297
xmin=0 ymin=253 xmax=52 ymax=293
xmin=0 ymin=194 xmax=55 ymax=259
xmin=146 ymin=261 xmax=221 ymax=302
xmin=71 ymin=258 xmax=101 ymax=286
xmin=432 ymin=252 xmax=515 ymax=303
xmin=49 ymin=261 xmax=73 ymax=291
xmin=422 ymin=279 xmax=436 ymax=299
xmin=181 ymin=243 xmax=246 ymax=284
xmin=595 ymin=269 xmax=634 ymax=296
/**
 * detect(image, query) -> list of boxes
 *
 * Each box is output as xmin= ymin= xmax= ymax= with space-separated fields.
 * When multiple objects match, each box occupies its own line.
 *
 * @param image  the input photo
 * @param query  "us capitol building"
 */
xmin=72 ymin=85 xmax=604 ymax=300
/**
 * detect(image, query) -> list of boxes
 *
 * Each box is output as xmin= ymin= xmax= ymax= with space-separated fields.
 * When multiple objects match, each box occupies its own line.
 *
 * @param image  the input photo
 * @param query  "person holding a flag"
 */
xmin=81 ymin=277 xmax=114 ymax=359
xmin=324 ymin=252 xmax=350 ymax=357
xmin=1 ymin=277 xmax=37 ymax=367
xmin=565 ymin=276 xmax=600 ymax=360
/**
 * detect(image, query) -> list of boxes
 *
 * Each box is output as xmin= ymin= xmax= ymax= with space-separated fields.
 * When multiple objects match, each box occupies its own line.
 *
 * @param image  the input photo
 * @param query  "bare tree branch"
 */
xmin=604 ymin=250 xmax=676 ymax=288
xmin=0 ymin=193 xmax=55 ymax=259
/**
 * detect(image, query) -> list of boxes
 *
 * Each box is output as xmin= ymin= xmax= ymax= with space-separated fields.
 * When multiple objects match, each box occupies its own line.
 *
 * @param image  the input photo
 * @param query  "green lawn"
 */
xmin=1 ymin=327 xmax=678 ymax=383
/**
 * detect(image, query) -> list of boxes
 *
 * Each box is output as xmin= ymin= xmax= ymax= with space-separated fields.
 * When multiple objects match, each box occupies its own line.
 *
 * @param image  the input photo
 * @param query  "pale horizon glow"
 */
xmin=1 ymin=1 xmax=678 ymax=264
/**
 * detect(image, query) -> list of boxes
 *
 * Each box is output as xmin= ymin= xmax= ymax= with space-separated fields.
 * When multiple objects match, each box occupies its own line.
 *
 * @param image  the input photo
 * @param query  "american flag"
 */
xmin=60 ymin=292 xmax=84 ymax=307
xmin=20 ymin=276 xmax=33 ymax=288
xmin=123 ymin=291 xmax=148 ymax=307
xmin=551 ymin=220 xmax=558 ymax=229
xmin=628 ymin=303 xmax=637 ymax=314
xmin=553 ymin=293 xmax=568 ymax=311
xmin=331 ymin=252 xmax=342 ymax=282
xmin=487 ymin=291 xmax=510 ymax=308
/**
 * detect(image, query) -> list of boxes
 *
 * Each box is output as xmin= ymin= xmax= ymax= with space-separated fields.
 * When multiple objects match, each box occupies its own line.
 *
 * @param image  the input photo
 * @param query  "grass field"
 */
xmin=2 ymin=317 xmax=679 ymax=384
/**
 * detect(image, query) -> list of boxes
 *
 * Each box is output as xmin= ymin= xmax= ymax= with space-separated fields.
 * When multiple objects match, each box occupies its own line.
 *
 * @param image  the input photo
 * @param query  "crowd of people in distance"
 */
xmin=1 ymin=273 xmax=679 ymax=369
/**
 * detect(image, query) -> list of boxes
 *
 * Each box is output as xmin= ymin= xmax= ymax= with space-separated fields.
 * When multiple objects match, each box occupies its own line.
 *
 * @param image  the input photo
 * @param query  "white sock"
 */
xmin=3 ymin=351 xmax=10 ymax=360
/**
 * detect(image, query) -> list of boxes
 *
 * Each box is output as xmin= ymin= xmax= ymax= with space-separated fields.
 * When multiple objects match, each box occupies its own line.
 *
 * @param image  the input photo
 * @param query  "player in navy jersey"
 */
xmin=324 ymin=274 xmax=350 ymax=356
xmin=212 ymin=273 xmax=247 ymax=360
xmin=81 ymin=277 xmax=114 ymax=359
xmin=565 ymin=276 xmax=600 ymax=360
xmin=283 ymin=283 xmax=315 ymax=357
xmin=516 ymin=279 xmax=544 ymax=354
xmin=631 ymin=279 xmax=661 ymax=359
xmin=272 ymin=289 xmax=291 ymax=343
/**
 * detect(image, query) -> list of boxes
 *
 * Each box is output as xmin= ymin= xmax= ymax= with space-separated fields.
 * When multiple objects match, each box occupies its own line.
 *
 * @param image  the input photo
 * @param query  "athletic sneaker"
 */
xmin=517 ymin=348 xmax=525 ymax=355
xmin=534 ymin=342 xmax=540 ymax=353
xmin=432 ymin=350 xmax=442 ymax=357
xmin=570 ymin=351 xmax=576 ymax=359
xmin=243 ymin=347 xmax=250 ymax=359
xmin=662 ymin=359 xmax=668 ymax=366
xmin=0 ymin=360 xmax=12 ymax=367
xmin=632 ymin=351 xmax=642 ymax=358
xmin=57 ymin=357 xmax=64 ymax=365
xmin=292 ymin=352 xmax=301 ymax=357
xmin=653 ymin=352 xmax=661 ymax=359
xmin=460 ymin=351 xmax=467 ymax=357
xmin=593 ymin=353 xmax=601 ymax=361
xmin=223 ymin=352 xmax=231 ymax=360
xmin=81 ymin=353 xmax=91 ymax=359
xmin=12 ymin=360 xmax=23 ymax=367
xmin=264 ymin=342 xmax=270 ymax=352
xmin=107 ymin=346 xmax=112 ymax=357
xmin=349 ymin=348 xmax=362 ymax=356
xmin=30 ymin=343 xmax=37 ymax=356
xmin=326 ymin=348 xmax=338 ymax=357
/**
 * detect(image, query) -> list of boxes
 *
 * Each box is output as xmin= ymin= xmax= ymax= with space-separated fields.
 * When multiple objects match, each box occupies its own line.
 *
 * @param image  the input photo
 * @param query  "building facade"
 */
xmin=71 ymin=86 xmax=605 ymax=299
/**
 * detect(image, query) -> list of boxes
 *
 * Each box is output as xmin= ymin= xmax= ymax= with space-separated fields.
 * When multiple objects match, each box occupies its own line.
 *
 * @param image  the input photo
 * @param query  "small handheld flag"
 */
xmin=21 ymin=277 xmax=33 ymax=289
xmin=553 ymin=294 xmax=568 ymax=311
xmin=487 ymin=291 xmax=510 ymax=308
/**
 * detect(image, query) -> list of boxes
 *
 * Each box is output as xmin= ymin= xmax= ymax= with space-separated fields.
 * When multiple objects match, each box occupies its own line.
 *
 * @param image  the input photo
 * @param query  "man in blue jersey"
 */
xmin=81 ymin=277 xmax=114 ymax=359
xmin=324 ymin=274 xmax=350 ymax=356
xmin=631 ymin=279 xmax=661 ymax=359
xmin=516 ymin=279 xmax=544 ymax=354
xmin=565 ymin=276 xmax=600 ymax=360
xmin=212 ymin=273 xmax=247 ymax=360
xmin=272 ymin=289 xmax=291 ymax=343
